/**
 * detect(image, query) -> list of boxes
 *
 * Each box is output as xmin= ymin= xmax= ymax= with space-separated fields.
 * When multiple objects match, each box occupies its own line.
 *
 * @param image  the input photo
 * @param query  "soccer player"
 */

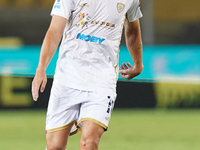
xmin=32 ymin=0 xmax=143 ymax=150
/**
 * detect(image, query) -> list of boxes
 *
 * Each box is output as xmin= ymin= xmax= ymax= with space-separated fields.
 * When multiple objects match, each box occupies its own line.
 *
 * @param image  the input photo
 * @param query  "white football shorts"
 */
xmin=45 ymin=81 xmax=116 ymax=135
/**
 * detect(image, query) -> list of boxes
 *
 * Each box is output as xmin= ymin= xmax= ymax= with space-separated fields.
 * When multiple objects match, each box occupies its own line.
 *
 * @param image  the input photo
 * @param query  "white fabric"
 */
xmin=50 ymin=0 xmax=142 ymax=95
xmin=46 ymin=82 xmax=116 ymax=134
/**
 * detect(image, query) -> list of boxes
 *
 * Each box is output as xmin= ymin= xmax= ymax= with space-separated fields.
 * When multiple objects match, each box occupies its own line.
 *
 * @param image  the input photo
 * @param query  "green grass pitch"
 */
xmin=0 ymin=109 xmax=200 ymax=150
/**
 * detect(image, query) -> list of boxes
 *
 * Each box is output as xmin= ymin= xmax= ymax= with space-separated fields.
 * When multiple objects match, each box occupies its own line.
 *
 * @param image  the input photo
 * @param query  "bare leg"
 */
xmin=80 ymin=121 xmax=105 ymax=150
xmin=46 ymin=124 xmax=73 ymax=150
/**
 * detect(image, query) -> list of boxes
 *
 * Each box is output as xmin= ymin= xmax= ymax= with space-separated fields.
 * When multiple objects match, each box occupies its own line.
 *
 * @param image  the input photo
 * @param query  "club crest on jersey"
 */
xmin=117 ymin=3 xmax=125 ymax=13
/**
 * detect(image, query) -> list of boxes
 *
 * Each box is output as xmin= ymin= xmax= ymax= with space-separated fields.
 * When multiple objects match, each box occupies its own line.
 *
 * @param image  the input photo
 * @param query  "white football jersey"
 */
xmin=51 ymin=0 xmax=142 ymax=95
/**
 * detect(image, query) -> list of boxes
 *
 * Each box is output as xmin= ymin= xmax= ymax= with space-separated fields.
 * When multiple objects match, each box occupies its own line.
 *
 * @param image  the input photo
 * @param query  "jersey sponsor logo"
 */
xmin=76 ymin=33 xmax=105 ymax=44
xmin=117 ymin=3 xmax=125 ymax=13
xmin=54 ymin=0 xmax=61 ymax=9
xmin=54 ymin=4 xmax=61 ymax=9
xmin=76 ymin=13 xmax=91 ymax=29
xmin=91 ymin=21 xmax=115 ymax=28
xmin=76 ymin=12 xmax=116 ymax=29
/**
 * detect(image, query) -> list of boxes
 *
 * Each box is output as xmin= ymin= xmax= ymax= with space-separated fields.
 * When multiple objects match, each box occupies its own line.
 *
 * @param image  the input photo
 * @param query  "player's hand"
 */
xmin=119 ymin=62 xmax=143 ymax=80
xmin=31 ymin=68 xmax=47 ymax=101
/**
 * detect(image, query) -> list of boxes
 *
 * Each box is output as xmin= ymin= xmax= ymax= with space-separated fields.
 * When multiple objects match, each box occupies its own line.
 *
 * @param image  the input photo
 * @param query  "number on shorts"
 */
xmin=107 ymin=96 xmax=114 ymax=113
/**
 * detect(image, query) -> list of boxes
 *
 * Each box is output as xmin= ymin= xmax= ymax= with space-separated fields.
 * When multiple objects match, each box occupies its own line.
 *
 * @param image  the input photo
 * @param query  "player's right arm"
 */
xmin=32 ymin=15 xmax=67 ymax=101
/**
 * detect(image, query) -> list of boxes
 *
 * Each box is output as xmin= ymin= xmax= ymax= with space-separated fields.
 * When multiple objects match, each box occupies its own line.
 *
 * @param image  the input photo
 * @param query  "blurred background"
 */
xmin=0 ymin=0 xmax=200 ymax=150
xmin=1 ymin=0 xmax=200 ymax=45
xmin=0 ymin=0 xmax=200 ymax=108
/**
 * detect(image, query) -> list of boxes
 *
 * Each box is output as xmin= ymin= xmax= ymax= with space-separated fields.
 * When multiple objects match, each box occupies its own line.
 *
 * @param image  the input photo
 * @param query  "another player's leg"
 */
xmin=46 ymin=124 xmax=73 ymax=150
xmin=80 ymin=121 xmax=104 ymax=150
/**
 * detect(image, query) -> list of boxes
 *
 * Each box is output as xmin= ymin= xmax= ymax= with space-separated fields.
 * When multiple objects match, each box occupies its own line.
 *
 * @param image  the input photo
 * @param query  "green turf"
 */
xmin=0 ymin=109 xmax=200 ymax=150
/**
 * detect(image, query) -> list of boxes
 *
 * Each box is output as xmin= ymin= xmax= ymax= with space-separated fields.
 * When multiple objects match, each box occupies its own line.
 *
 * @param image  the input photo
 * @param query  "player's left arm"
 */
xmin=119 ymin=19 xmax=143 ymax=80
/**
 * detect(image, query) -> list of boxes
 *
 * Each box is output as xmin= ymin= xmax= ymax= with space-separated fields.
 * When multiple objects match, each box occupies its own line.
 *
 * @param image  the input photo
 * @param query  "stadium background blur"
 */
xmin=0 ymin=0 xmax=200 ymax=150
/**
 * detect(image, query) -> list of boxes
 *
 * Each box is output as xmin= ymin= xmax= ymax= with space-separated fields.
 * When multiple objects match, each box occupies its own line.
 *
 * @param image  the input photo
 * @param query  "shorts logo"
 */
xmin=76 ymin=33 xmax=105 ymax=44
xmin=117 ymin=3 xmax=125 ymax=13
xmin=105 ymin=116 xmax=110 ymax=121
xmin=46 ymin=115 xmax=50 ymax=125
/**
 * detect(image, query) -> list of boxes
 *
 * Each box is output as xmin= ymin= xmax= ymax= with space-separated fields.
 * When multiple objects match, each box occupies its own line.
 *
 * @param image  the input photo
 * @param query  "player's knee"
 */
xmin=46 ymin=143 xmax=65 ymax=150
xmin=80 ymin=135 xmax=100 ymax=149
